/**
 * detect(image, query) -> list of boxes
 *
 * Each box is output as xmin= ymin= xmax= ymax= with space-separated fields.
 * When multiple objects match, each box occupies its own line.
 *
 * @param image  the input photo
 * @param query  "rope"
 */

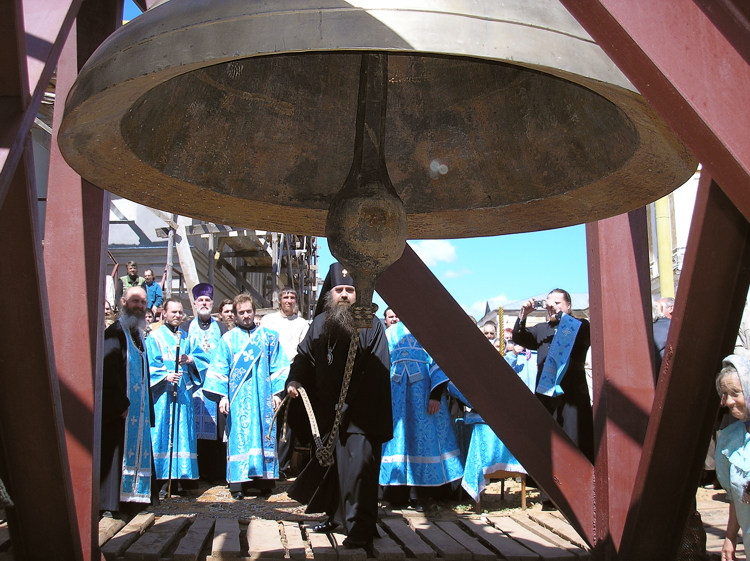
xmin=266 ymin=329 xmax=361 ymax=467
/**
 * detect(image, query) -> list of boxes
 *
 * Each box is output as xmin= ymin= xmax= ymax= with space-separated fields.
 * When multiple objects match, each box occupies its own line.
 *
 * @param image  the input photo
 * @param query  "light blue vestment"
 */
xmin=185 ymin=318 xmax=224 ymax=439
xmin=380 ymin=322 xmax=463 ymax=487
xmin=716 ymin=420 xmax=750 ymax=553
xmin=456 ymin=351 xmax=537 ymax=502
xmin=120 ymin=321 xmax=153 ymax=503
xmin=537 ymin=313 xmax=581 ymax=397
xmin=146 ymin=325 xmax=199 ymax=479
xmin=203 ymin=326 xmax=289 ymax=483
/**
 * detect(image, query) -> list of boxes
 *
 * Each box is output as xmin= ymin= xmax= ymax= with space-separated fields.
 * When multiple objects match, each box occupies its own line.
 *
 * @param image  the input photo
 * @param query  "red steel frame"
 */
xmin=0 ymin=1 xmax=749 ymax=559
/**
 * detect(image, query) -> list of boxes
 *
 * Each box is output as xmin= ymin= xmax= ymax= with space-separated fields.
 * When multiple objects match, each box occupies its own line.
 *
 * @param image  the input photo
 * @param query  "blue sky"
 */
xmin=318 ymin=226 xmax=589 ymax=318
xmin=122 ymin=2 xmax=589 ymax=317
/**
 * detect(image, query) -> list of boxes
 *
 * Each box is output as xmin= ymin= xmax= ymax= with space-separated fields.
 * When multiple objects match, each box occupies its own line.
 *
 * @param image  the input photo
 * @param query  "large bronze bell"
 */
xmin=58 ymin=1 xmax=696 ymax=242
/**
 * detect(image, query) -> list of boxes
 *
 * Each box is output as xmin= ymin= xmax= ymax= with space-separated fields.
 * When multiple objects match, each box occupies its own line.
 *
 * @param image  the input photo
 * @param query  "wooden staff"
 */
xmin=498 ymin=306 xmax=505 ymax=354
xmin=167 ymin=331 xmax=181 ymax=498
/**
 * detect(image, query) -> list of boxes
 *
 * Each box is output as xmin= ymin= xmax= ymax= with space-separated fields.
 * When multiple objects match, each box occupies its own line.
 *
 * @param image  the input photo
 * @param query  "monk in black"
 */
xmin=286 ymin=263 xmax=392 ymax=549
xmin=513 ymin=289 xmax=594 ymax=463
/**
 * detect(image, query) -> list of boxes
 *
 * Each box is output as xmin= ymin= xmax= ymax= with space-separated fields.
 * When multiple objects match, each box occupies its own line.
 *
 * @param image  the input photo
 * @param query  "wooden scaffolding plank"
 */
xmin=282 ymin=521 xmax=306 ymax=560
xmin=434 ymin=520 xmax=498 ymax=561
xmin=509 ymin=515 xmax=589 ymax=559
xmin=331 ymin=532 xmax=367 ymax=561
xmin=98 ymin=517 xmax=126 ymax=547
xmin=211 ymin=518 xmax=242 ymax=559
xmin=247 ymin=519 xmax=285 ymax=560
xmin=407 ymin=518 xmax=472 ymax=561
xmin=371 ymin=533 xmax=407 ymax=561
xmin=174 ymin=515 xmax=215 ymax=561
xmin=125 ymin=514 xmax=190 ymax=560
xmin=380 ymin=518 xmax=435 ymax=560
xmin=304 ymin=524 xmax=337 ymax=561
xmin=526 ymin=512 xmax=588 ymax=550
xmin=490 ymin=516 xmax=576 ymax=560
xmin=460 ymin=518 xmax=539 ymax=560
xmin=100 ymin=513 xmax=155 ymax=560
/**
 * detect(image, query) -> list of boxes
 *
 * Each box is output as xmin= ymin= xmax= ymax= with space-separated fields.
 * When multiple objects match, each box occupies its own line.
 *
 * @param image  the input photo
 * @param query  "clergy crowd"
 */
xmin=100 ymin=261 xmax=594 ymax=547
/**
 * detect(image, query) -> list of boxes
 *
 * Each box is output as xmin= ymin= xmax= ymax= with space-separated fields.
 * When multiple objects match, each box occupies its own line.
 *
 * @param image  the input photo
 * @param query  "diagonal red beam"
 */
xmin=619 ymin=173 xmax=750 ymax=560
xmin=586 ymin=208 xmax=656 ymax=554
xmin=377 ymin=246 xmax=595 ymax=544
xmin=0 ymin=0 xmax=83 ymax=208
xmin=0 ymin=144 xmax=82 ymax=560
xmin=560 ymin=0 xmax=750 ymax=223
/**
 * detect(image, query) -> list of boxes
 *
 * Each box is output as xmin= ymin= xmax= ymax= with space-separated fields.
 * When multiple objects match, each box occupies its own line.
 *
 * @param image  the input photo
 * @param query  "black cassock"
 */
xmin=286 ymin=313 xmax=392 ymax=546
xmin=100 ymin=321 xmax=157 ymax=513
xmin=513 ymin=313 xmax=594 ymax=462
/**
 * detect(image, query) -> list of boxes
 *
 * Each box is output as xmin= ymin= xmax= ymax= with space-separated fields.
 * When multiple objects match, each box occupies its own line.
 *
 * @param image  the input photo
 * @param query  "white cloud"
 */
xmin=466 ymin=294 xmax=509 ymax=319
xmin=443 ymin=268 xmax=472 ymax=279
xmin=409 ymin=240 xmax=457 ymax=267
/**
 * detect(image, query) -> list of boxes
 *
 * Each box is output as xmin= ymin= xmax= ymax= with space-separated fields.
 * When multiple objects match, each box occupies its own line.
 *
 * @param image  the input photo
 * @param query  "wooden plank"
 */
xmin=371 ymin=533 xmax=407 ymax=561
xmin=282 ymin=521 xmax=306 ymax=559
xmin=174 ymin=516 xmax=215 ymax=561
xmin=380 ymin=518 xmax=435 ymax=560
xmin=460 ymin=518 xmax=539 ymax=561
xmin=98 ymin=517 xmax=126 ymax=547
xmin=247 ymin=519 xmax=284 ymax=559
xmin=510 ymin=515 xmax=589 ymax=559
xmin=490 ymin=516 xmax=576 ymax=560
xmin=125 ymin=514 xmax=190 ymax=560
xmin=100 ymin=513 xmax=155 ymax=560
xmin=434 ymin=521 xmax=497 ymax=561
xmin=304 ymin=525 xmax=337 ymax=561
xmin=331 ymin=532 xmax=367 ymax=561
xmin=212 ymin=518 xmax=242 ymax=559
xmin=408 ymin=519 xmax=471 ymax=561
xmin=527 ymin=512 xmax=588 ymax=550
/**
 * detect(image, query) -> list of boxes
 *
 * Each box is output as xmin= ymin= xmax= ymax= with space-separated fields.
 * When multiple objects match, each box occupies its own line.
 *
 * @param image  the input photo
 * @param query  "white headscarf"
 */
xmin=719 ymin=351 xmax=750 ymax=420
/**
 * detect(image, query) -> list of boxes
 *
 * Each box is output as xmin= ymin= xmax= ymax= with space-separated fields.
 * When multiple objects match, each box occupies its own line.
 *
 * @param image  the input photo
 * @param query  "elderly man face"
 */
xmin=144 ymin=269 xmax=154 ymax=283
xmin=195 ymin=295 xmax=213 ymax=320
xmin=482 ymin=323 xmax=496 ymax=340
xmin=121 ymin=287 xmax=147 ymax=318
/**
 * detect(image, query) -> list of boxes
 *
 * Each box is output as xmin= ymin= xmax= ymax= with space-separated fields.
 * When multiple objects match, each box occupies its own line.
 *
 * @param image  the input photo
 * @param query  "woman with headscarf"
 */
xmin=715 ymin=352 xmax=750 ymax=560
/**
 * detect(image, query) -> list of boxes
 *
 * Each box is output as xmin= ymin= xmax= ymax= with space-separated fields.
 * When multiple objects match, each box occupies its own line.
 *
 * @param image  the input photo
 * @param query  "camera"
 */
xmin=533 ymin=299 xmax=546 ymax=310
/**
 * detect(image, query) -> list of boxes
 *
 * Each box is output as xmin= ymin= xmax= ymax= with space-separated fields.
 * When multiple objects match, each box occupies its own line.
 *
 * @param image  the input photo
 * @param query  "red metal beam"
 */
xmin=44 ymin=2 xmax=121 ymax=558
xmin=377 ymin=246 xmax=595 ymax=544
xmin=0 ymin=0 xmax=83 ymax=208
xmin=560 ymin=0 xmax=750 ymax=223
xmin=586 ymin=209 xmax=656 ymax=554
xmin=619 ymin=174 xmax=750 ymax=560
xmin=0 ymin=144 xmax=82 ymax=560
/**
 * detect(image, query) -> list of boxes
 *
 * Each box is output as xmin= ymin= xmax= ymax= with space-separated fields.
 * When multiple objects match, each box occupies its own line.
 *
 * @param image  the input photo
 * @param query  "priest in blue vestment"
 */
xmin=379 ymin=320 xmax=464 ymax=510
xmin=184 ymin=282 xmax=227 ymax=481
xmin=203 ymin=293 xmax=290 ymax=499
xmin=146 ymin=298 xmax=201 ymax=487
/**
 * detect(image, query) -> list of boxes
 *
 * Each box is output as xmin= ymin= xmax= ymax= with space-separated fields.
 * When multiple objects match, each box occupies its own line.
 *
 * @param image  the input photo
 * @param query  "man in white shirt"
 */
xmin=261 ymin=287 xmax=310 ymax=475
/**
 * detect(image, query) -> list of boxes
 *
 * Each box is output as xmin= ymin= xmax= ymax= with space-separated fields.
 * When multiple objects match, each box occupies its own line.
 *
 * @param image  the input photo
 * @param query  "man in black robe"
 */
xmin=513 ymin=288 xmax=593 ymax=463
xmin=100 ymin=286 xmax=158 ymax=517
xmin=286 ymin=263 xmax=392 ymax=549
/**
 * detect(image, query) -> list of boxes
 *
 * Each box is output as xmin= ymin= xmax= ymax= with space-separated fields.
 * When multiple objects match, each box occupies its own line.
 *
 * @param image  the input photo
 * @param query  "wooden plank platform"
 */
xmin=489 ymin=515 xmax=576 ymax=560
xmin=100 ymin=512 xmax=155 ymax=560
xmin=247 ymin=519 xmax=284 ymax=560
xmin=174 ymin=516 xmax=215 ymax=561
xmin=96 ymin=503 xmax=727 ymax=560
xmin=210 ymin=518 xmax=241 ymax=559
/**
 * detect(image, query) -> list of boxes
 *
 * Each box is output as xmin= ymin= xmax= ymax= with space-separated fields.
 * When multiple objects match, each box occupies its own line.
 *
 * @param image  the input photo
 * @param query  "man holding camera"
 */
xmin=513 ymin=289 xmax=593 ymax=467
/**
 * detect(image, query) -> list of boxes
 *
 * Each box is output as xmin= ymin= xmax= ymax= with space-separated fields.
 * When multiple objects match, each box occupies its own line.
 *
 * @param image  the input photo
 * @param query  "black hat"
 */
xmin=314 ymin=262 xmax=355 ymax=316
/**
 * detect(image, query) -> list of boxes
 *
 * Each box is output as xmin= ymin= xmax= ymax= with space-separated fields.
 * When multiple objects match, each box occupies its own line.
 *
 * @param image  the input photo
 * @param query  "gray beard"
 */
xmin=323 ymin=292 xmax=356 ymax=340
xmin=120 ymin=311 xmax=146 ymax=332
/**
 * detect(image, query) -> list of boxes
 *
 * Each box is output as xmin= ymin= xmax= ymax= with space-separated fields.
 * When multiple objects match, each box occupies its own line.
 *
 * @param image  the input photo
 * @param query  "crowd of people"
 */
xmin=101 ymin=260 xmax=745 ymax=553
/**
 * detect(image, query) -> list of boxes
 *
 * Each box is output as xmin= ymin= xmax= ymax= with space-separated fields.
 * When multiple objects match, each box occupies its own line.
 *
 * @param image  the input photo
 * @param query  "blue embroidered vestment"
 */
xmin=203 ymin=326 xmax=289 ymax=483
